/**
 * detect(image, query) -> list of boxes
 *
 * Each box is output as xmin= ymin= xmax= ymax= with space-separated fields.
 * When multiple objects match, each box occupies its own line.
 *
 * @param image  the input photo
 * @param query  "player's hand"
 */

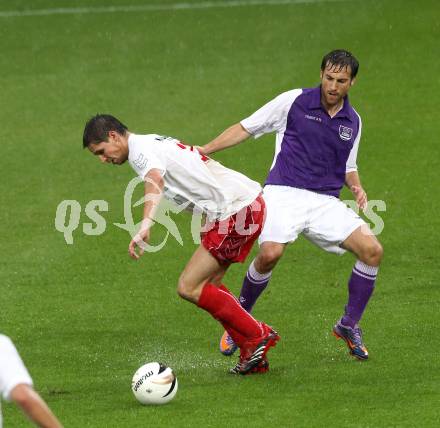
xmin=128 ymin=230 xmax=150 ymax=260
xmin=350 ymin=185 xmax=368 ymax=211
xmin=194 ymin=145 xmax=206 ymax=155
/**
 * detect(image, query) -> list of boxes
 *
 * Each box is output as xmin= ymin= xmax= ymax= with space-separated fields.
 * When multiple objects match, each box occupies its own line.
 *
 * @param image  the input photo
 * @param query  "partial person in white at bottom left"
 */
xmin=0 ymin=334 xmax=62 ymax=427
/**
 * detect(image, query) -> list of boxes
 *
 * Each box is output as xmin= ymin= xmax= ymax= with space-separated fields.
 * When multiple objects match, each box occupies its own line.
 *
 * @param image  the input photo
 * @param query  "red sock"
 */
xmin=218 ymin=285 xmax=247 ymax=346
xmin=198 ymin=283 xmax=262 ymax=340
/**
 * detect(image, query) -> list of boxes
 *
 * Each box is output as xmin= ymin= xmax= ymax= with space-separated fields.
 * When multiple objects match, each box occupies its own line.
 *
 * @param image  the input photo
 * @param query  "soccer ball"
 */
xmin=131 ymin=362 xmax=178 ymax=405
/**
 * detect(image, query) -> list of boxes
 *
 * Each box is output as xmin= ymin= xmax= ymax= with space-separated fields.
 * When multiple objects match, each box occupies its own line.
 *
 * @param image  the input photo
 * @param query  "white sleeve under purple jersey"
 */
xmin=240 ymin=89 xmax=302 ymax=138
xmin=345 ymin=111 xmax=361 ymax=173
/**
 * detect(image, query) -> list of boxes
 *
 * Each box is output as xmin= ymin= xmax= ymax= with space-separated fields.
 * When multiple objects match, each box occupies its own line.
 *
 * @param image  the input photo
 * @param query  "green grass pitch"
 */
xmin=1 ymin=0 xmax=439 ymax=426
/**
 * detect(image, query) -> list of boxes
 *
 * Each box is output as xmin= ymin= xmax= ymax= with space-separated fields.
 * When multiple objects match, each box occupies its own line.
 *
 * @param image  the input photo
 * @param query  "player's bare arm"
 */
xmin=200 ymin=123 xmax=251 ymax=155
xmin=345 ymin=170 xmax=367 ymax=211
xmin=128 ymin=168 xmax=164 ymax=260
xmin=10 ymin=384 xmax=63 ymax=428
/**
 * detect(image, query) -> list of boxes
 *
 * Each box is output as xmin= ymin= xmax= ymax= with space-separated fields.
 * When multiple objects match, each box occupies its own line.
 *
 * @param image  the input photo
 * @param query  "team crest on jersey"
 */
xmin=134 ymin=153 xmax=148 ymax=169
xmin=339 ymin=125 xmax=353 ymax=141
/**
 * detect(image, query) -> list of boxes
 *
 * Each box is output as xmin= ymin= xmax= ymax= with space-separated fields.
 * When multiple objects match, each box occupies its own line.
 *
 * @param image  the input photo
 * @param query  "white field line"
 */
xmin=0 ymin=0 xmax=346 ymax=18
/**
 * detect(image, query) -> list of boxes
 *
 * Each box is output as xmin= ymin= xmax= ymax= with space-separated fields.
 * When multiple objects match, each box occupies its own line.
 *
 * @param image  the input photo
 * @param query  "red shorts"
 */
xmin=201 ymin=195 xmax=266 ymax=264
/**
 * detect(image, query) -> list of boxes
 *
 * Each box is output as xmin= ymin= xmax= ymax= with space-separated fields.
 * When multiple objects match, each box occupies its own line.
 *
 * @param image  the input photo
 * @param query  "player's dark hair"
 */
xmin=321 ymin=49 xmax=359 ymax=78
xmin=82 ymin=114 xmax=128 ymax=148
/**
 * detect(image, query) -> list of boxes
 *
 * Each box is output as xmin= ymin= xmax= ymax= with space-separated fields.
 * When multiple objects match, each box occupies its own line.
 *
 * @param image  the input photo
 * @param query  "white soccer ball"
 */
xmin=131 ymin=362 xmax=178 ymax=405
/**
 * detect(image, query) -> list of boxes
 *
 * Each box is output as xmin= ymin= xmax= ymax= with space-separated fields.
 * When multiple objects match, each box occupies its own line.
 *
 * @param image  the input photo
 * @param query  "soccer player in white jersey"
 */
xmin=200 ymin=50 xmax=383 ymax=360
xmin=0 ymin=334 xmax=62 ymax=427
xmin=82 ymin=114 xmax=280 ymax=374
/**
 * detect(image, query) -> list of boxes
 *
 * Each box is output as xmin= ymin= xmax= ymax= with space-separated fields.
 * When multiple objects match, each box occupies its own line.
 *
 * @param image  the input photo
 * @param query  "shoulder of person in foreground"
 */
xmin=0 ymin=334 xmax=63 ymax=428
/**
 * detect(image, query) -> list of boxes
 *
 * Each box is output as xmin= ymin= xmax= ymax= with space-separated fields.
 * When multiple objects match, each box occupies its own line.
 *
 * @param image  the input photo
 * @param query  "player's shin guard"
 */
xmin=198 ymin=283 xmax=263 ymax=341
xmin=341 ymin=260 xmax=378 ymax=328
xmin=239 ymin=260 xmax=272 ymax=312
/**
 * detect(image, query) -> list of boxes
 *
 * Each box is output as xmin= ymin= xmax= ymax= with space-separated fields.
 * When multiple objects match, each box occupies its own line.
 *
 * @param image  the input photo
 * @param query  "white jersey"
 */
xmin=128 ymin=133 xmax=261 ymax=221
xmin=0 ymin=335 xmax=33 ymax=427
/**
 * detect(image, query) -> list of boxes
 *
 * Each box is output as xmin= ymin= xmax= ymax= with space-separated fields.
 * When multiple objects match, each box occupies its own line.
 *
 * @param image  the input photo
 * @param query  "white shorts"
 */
xmin=259 ymin=185 xmax=366 ymax=255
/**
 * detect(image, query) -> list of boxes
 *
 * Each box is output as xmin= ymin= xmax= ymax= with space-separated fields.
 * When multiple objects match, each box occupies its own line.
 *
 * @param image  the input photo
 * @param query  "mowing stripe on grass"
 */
xmin=0 ymin=0 xmax=346 ymax=18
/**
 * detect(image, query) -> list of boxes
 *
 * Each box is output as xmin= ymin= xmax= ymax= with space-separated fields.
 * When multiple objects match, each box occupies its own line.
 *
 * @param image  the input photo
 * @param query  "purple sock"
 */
xmin=239 ymin=260 xmax=272 ymax=313
xmin=341 ymin=260 xmax=379 ymax=328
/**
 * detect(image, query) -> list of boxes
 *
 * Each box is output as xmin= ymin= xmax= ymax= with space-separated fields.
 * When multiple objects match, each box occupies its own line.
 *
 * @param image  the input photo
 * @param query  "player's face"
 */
xmin=88 ymin=131 xmax=129 ymax=165
xmin=320 ymin=63 xmax=355 ymax=107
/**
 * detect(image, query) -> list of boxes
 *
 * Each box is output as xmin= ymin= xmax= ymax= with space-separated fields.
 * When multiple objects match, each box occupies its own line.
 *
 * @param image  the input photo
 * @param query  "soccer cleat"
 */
xmin=333 ymin=321 xmax=369 ymax=360
xmin=231 ymin=323 xmax=280 ymax=375
xmin=230 ymin=358 xmax=269 ymax=375
xmin=219 ymin=330 xmax=238 ymax=356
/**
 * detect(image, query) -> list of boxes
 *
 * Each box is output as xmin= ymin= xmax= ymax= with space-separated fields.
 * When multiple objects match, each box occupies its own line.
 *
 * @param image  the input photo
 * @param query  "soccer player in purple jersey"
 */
xmin=199 ymin=50 xmax=383 ymax=360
